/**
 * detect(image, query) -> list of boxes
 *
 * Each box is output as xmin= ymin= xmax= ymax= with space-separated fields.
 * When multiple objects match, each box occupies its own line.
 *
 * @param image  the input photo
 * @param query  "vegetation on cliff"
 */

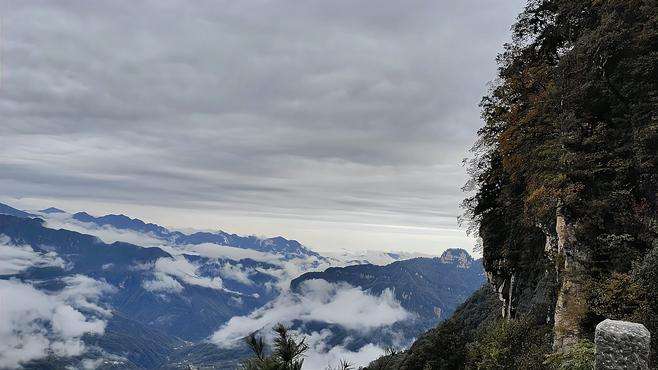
xmin=463 ymin=0 xmax=658 ymax=357
xmin=369 ymin=0 xmax=658 ymax=368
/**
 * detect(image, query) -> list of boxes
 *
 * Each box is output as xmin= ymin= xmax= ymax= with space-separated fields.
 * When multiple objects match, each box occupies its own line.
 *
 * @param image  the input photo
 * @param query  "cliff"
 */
xmin=368 ymin=1 xmax=658 ymax=368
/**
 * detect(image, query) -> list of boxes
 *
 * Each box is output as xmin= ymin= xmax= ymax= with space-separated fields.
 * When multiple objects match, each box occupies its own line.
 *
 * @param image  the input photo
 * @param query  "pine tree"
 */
xmin=240 ymin=324 xmax=308 ymax=370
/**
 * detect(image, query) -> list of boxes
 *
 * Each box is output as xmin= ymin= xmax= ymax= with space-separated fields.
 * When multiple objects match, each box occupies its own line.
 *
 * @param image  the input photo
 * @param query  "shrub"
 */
xmin=466 ymin=316 xmax=551 ymax=369
xmin=543 ymin=340 xmax=595 ymax=370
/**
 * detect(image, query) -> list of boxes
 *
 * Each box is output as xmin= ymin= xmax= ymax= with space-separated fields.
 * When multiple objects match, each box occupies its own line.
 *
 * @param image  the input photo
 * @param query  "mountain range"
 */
xmin=0 ymin=202 xmax=484 ymax=369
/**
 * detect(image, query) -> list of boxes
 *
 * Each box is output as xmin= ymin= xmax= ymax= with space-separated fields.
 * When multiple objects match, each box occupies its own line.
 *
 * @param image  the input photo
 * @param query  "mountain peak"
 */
xmin=40 ymin=207 xmax=66 ymax=214
xmin=439 ymin=248 xmax=473 ymax=268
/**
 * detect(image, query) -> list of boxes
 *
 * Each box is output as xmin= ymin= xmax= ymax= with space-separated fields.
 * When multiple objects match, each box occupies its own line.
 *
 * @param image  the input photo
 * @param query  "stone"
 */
xmin=595 ymin=319 xmax=651 ymax=370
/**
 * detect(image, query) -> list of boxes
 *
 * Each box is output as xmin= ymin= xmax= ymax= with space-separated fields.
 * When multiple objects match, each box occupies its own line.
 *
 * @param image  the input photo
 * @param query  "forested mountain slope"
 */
xmin=292 ymin=249 xmax=484 ymax=323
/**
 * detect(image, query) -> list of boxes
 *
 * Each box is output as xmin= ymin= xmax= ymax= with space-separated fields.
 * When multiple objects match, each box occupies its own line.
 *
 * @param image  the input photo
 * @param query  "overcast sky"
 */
xmin=0 ymin=0 xmax=524 ymax=254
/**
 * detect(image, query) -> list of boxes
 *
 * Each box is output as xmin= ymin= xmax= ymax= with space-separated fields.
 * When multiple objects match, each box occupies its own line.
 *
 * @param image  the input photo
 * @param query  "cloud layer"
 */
xmin=211 ymin=279 xmax=410 ymax=345
xmin=0 ymin=235 xmax=66 ymax=274
xmin=211 ymin=279 xmax=411 ymax=368
xmin=0 ymin=277 xmax=114 ymax=368
xmin=1 ymin=0 xmax=524 ymax=253
xmin=0 ymin=235 xmax=115 ymax=368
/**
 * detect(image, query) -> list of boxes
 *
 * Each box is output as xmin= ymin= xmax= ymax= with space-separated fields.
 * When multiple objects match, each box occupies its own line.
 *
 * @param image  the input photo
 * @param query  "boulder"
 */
xmin=595 ymin=319 xmax=651 ymax=370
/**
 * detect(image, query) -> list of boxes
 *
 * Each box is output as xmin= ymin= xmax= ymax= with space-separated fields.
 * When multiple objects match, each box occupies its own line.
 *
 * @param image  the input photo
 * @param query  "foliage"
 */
xmin=462 ymin=0 xmax=658 ymax=357
xmin=588 ymin=272 xmax=646 ymax=324
xmin=240 ymin=324 xmax=309 ymax=370
xmin=466 ymin=316 xmax=552 ymax=369
xmin=364 ymin=286 xmax=502 ymax=370
xmin=544 ymin=340 xmax=595 ymax=370
xmin=632 ymin=245 xmax=658 ymax=364
xmin=325 ymin=359 xmax=355 ymax=370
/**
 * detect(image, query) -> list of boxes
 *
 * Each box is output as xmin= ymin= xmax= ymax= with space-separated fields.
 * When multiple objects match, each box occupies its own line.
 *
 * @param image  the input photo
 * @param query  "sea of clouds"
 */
xmin=1 ymin=211 xmax=415 ymax=368
xmin=211 ymin=279 xmax=412 ymax=368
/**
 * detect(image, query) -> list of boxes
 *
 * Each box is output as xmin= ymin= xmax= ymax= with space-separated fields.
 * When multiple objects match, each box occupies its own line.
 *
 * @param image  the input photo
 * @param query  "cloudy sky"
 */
xmin=0 ymin=0 xmax=524 ymax=254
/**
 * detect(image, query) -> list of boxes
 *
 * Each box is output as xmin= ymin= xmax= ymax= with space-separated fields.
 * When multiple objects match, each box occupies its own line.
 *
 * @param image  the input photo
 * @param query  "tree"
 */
xmin=240 ymin=324 xmax=309 ymax=370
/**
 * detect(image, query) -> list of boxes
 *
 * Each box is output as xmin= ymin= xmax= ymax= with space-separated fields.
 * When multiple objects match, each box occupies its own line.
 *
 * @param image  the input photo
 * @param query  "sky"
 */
xmin=0 ymin=0 xmax=525 ymax=255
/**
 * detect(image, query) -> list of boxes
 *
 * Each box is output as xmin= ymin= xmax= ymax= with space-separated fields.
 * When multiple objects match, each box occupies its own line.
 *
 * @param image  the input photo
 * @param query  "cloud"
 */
xmin=219 ymin=262 xmax=254 ymax=285
xmin=142 ymin=272 xmax=184 ymax=293
xmin=0 ymin=235 xmax=66 ymax=275
xmin=57 ymin=275 xmax=116 ymax=317
xmin=159 ymin=242 xmax=332 ymax=292
xmin=174 ymin=243 xmax=281 ymax=263
xmin=0 ymin=235 xmax=115 ymax=367
xmin=151 ymin=256 xmax=223 ymax=290
xmin=211 ymin=279 xmax=410 ymax=347
xmin=40 ymin=212 xmax=327 ymax=280
xmin=0 ymin=276 xmax=113 ymax=368
xmin=302 ymin=330 xmax=387 ymax=369
xmin=0 ymin=0 xmax=525 ymax=253
xmin=324 ymin=248 xmax=435 ymax=266
xmin=80 ymin=358 xmax=104 ymax=370
xmin=34 ymin=213 xmax=326 ymax=295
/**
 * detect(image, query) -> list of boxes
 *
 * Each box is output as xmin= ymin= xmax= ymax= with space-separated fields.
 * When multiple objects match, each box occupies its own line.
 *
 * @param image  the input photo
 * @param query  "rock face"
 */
xmin=485 ymin=267 xmax=516 ymax=318
xmin=595 ymin=319 xmax=651 ymax=370
xmin=553 ymin=208 xmax=590 ymax=351
xmin=438 ymin=248 xmax=474 ymax=269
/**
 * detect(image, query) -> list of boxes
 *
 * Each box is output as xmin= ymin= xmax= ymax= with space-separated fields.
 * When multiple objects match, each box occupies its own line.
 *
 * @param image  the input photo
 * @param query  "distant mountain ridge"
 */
xmin=0 ymin=202 xmax=38 ymax=219
xmin=71 ymin=211 xmax=322 ymax=260
xmin=40 ymin=207 xmax=66 ymax=214
xmin=0 ymin=202 xmax=322 ymax=260
xmin=292 ymin=249 xmax=485 ymax=323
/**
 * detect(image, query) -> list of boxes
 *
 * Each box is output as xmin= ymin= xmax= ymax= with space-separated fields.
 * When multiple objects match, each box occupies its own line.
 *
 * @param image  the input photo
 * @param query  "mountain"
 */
xmin=0 ymin=203 xmax=485 ymax=369
xmin=72 ymin=212 xmax=172 ymax=239
xmin=364 ymin=286 xmax=501 ymax=370
xmin=71 ymin=211 xmax=322 ymax=260
xmin=39 ymin=207 xmax=66 ymax=214
xmin=292 ymin=249 xmax=485 ymax=323
xmin=0 ymin=202 xmax=38 ymax=218
xmin=281 ymin=250 xmax=485 ymax=356
xmin=197 ymin=250 xmax=486 ymax=367
xmin=323 ymin=249 xmax=435 ymax=266
xmin=0 ymin=214 xmax=281 ymax=368
xmin=364 ymin=269 xmax=558 ymax=369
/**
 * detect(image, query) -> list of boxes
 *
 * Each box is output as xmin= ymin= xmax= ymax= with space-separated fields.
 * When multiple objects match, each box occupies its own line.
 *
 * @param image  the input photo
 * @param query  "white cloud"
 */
xmin=0 ymin=235 xmax=66 ymax=275
xmin=142 ymin=272 xmax=184 ymax=293
xmin=219 ymin=262 xmax=254 ymax=285
xmin=162 ymin=242 xmax=282 ymax=264
xmin=211 ymin=279 xmax=410 ymax=347
xmin=152 ymin=256 xmax=223 ymax=290
xmin=80 ymin=358 xmax=104 ymax=370
xmin=51 ymin=305 xmax=105 ymax=340
xmin=302 ymin=330 xmax=387 ymax=370
xmin=0 ymin=276 xmax=112 ymax=369
xmin=57 ymin=275 xmax=116 ymax=317
xmin=324 ymin=249 xmax=435 ymax=266
xmin=158 ymin=243 xmax=332 ymax=292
